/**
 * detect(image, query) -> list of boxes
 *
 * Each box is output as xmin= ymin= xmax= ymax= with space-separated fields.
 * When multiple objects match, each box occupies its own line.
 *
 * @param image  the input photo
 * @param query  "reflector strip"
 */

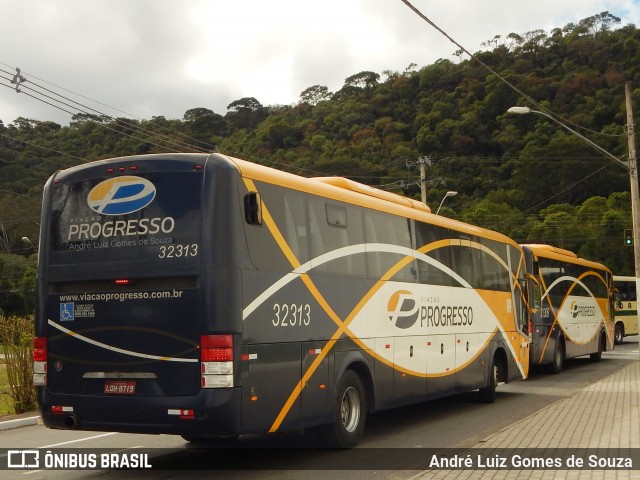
xmin=33 ymin=361 xmax=47 ymax=374
xmin=168 ymin=409 xmax=194 ymax=420
xmin=52 ymin=406 xmax=74 ymax=414
xmin=33 ymin=373 xmax=47 ymax=386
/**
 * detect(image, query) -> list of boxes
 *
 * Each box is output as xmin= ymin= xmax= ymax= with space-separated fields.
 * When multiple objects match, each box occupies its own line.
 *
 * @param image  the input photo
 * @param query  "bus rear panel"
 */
xmin=36 ymin=153 xmax=243 ymax=435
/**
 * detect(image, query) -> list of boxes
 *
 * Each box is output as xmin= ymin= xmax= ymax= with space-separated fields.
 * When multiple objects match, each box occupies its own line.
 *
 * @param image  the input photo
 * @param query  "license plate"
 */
xmin=104 ymin=380 xmax=136 ymax=395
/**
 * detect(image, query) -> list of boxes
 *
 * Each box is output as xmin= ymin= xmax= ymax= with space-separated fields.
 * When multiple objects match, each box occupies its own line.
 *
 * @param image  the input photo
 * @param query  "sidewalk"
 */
xmin=413 ymin=359 xmax=640 ymax=479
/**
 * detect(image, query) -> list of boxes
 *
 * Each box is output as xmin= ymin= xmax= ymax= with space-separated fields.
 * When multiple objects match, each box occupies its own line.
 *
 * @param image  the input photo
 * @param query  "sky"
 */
xmin=1 ymin=0 xmax=640 ymax=126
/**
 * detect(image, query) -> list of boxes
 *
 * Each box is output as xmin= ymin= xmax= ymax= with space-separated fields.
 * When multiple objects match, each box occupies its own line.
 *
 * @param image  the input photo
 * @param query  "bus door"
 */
xmin=301 ymin=340 xmax=330 ymax=426
xmin=526 ymin=273 xmax=547 ymax=364
xmin=394 ymin=335 xmax=427 ymax=403
xmin=455 ymin=332 xmax=480 ymax=390
xmin=426 ymin=334 xmax=456 ymax=397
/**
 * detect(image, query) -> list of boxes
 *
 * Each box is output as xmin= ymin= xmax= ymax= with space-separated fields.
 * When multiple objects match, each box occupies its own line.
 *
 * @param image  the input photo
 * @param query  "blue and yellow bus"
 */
xmin=34 ymin=153 xmax=530 ymax=447
xmin=521 ymin=244 xmax=614 ymax=373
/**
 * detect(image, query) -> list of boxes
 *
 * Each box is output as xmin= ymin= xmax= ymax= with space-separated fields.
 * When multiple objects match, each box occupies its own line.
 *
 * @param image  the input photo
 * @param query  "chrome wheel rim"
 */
xmin=340 ymin=386 xmax=361 ymax=433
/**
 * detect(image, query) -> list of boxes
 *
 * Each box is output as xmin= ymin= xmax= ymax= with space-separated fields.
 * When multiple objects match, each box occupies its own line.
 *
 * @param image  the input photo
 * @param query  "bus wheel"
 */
xmin=479 ymin=356 xmax=498 ymax=403
xmin=614 ymin=323 xmax=624 ymax=345
xmin=319 ymin=369 xmax=367 ymax=448
xmin=546 ymin=338 xmax=565 ymax=374
xmin=590 ymin=333 xmax=605 ymax=362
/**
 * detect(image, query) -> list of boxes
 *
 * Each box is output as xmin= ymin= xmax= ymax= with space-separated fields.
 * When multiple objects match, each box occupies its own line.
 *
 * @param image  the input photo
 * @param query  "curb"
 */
xmin=0 ymin=414 xmax=40 ymax=431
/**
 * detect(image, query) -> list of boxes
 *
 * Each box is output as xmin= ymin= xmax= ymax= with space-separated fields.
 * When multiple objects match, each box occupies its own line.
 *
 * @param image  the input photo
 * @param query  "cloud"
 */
xmin=1 ymin=0 xmax=638 ymax=126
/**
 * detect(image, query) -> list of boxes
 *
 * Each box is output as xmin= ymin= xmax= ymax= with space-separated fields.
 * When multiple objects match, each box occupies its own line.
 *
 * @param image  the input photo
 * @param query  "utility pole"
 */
xmin=417 ymin=156 xmax=432 ymax=205
xmin=624 ymin=82 xmax=640 ymax=325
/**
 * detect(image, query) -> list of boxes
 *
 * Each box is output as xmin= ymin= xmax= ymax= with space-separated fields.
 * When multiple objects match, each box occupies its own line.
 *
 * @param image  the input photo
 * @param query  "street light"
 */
xmin=436 ymin=191 xmax=457 ymax=214
xmin=21 ymin=236 xmax=37 ymax=252
xmin=507 ymin=106 xmax=628 ymax=169
xmin=507 ymin=94 xmax=640 ymax=311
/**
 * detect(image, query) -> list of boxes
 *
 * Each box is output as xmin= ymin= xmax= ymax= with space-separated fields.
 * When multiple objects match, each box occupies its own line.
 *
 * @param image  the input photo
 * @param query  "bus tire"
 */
xmin=546 ymin=338 xmax=565 ymax=374
xmin=590 ymin=333 xmax=605 ymax=362
xmin=479 ymin=355 xmax=498 ymax=403
xmin=614 ymin=323 xmax=624 ymax=345
xmin=319 ymin=369 xmax=367 ymax=448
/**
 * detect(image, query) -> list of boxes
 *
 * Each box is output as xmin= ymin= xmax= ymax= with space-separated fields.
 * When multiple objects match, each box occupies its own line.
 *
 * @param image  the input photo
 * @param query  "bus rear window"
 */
xmin=48 ymin=172 xmax=202 ymax=264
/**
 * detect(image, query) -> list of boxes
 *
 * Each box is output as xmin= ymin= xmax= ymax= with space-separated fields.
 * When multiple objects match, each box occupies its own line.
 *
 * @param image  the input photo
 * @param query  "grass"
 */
xmin=0 ymin=362 xmax=16 ymax=415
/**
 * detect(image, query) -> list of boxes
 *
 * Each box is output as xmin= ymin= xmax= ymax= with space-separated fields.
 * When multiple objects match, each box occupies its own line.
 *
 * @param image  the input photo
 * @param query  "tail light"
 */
xmin=33 ymin=337 xmax=47 ymax=386
xmin=200 ymin=335 xmax=234 ymax=388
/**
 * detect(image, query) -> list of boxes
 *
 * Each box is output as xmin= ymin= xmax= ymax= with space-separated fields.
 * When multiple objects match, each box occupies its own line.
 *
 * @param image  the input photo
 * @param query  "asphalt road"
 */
xmin=0 ymin=337 xmax=637 ymax=479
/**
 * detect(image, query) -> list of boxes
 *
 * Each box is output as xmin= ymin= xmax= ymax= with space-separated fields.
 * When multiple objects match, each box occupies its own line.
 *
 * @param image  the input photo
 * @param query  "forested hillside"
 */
xmin=0 ymin=11 xmax=637 ymax=315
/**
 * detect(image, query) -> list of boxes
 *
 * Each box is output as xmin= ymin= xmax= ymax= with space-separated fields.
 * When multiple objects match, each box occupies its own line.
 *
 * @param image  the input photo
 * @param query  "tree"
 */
xmin=226 ymin=97 xmax=267 ymax=130
xmin=577 ymin=11 xmax=621 ymax=37
xmin=344 ymin=71 xmax=381 ymax=90
xmin=299 ymin=85 xmax=332 ymax=106
xmin=184 ymin=108 xmax=227 ymax=141
xmin=227 ymin=97 xmax=264 ymax=113
xmin=183 ymin=107 xmax=215 ymax=122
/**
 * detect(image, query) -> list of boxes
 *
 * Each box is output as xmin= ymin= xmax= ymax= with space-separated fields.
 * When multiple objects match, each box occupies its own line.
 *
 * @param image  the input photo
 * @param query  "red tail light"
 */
xmin=33 ymin=337 xmax=47 ymax=362
xmin=33 ymin=337 xmax=48 ymax=386
xmin=200 ymin=335 xmax=233 ymax=362
xmin=200 ymin=335 xmax=234 ymax=388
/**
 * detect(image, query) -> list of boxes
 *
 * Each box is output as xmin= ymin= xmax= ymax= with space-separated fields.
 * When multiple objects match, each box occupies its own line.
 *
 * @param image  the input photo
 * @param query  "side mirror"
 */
xmin=244 ymin=192 xmax=263 ymax=225
xmin=531 ymin=284 xmax=542 ymax=309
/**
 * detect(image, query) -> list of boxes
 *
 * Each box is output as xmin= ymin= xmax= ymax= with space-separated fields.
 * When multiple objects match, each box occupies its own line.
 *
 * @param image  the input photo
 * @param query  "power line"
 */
xmin=521 ymin=165 xmax=610 ymax=212
xmin=0 ymin=67 xmax=215 ymax=154
xmin=0 ymin=61 xmax=218 ymax=152
xmin=0 ymin=132 xmax=86 ymax=164
xmin=398 ymin=0 xmax=625 ymax=142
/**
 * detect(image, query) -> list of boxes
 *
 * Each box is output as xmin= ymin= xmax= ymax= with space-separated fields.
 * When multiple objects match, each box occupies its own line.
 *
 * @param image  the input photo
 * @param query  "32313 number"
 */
xmin=272 ymin=303 xmax=311 ymax=327
xmin=158 ymin=244 xmax=198 ymax=259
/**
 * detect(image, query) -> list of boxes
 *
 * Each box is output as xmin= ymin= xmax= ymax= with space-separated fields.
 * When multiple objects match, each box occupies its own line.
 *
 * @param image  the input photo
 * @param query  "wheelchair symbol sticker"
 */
xmin=60 ymin=303 xmax=75 ymax=321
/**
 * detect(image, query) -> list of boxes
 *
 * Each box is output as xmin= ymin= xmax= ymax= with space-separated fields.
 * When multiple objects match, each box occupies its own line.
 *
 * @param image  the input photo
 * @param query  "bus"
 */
xmin=34 ymin=153 xmax=530 ymax=447
xmin=521 ymin=244 xmax=614 ymax=373
xmin=613 ymin=275 xmax=638 ymax=344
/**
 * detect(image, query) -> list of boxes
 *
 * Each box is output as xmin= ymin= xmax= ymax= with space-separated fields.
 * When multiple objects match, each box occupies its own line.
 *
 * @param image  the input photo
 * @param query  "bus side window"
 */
xmin=414 ymin=223 xmax=454 ymax=286
xmin=308 ymin=198 xmax=365 ymax=277
xmin=244 ymin=192 xmax=262 ymax=225
xmin=364 ymin=210 xmax=414 ymax=282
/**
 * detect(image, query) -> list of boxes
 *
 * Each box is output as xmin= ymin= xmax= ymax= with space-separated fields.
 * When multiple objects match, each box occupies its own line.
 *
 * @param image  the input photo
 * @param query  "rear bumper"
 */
xmin=37 ymin=387 xmax=241 ymax=436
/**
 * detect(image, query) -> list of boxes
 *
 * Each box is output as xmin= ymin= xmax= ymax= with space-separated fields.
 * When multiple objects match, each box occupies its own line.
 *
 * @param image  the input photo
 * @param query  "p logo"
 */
xmin=87 ymin=176 xmax=156 ymax=215
xmin=387 ymin=290 xmax=419 ymax=329
xmin=570 ymin=301 xmax=578 ymax=318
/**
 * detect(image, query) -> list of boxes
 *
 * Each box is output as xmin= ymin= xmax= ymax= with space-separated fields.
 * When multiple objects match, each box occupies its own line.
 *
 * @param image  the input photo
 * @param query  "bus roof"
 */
xmin=49 ymin=152 xmax=520 ymax=248
xmin=521 ymin=244 xmax=577 ymax=258
xmin=521 ymin=243 xmax=611 ymax=273
xmin=226 ymin=154 xmax=518 ymax=247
